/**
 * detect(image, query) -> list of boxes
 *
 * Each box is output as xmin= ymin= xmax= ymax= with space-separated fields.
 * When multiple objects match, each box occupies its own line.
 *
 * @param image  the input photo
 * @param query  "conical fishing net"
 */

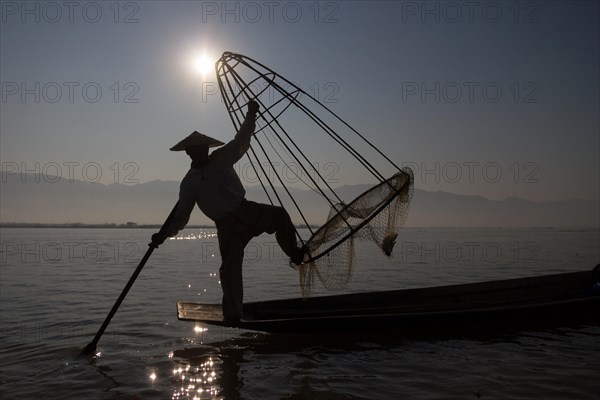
xmin=216 ymin=52 xmax=414 ymax=297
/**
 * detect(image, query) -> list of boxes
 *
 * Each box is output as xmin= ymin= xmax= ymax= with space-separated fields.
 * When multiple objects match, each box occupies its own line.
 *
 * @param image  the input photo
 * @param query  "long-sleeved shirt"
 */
xmin=163 ymin=114 xmax=255 ymax=237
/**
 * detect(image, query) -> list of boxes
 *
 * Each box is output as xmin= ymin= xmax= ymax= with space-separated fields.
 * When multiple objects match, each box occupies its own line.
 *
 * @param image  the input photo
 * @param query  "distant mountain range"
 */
xmin=1 ymin=172 xmax=597 ymax=227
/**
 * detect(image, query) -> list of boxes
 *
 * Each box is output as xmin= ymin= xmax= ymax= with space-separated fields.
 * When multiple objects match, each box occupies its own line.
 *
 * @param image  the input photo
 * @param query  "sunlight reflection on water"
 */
xmin=170 ymin=232 xmax=218 ymax=241
xmin=0 ymin=227 xmax=598 ymax=399
xmin=170 ymin=356 xmax=220 ymax=400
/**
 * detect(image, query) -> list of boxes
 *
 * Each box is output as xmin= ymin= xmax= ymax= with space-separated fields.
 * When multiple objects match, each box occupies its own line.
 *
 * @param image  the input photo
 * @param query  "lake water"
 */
xmin=0 ymin=227 xmax=598 ymax=399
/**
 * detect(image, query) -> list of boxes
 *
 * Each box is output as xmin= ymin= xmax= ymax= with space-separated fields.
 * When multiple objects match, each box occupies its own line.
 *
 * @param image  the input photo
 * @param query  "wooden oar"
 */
xmin=80 ymin=202 xmax=179 ymax=356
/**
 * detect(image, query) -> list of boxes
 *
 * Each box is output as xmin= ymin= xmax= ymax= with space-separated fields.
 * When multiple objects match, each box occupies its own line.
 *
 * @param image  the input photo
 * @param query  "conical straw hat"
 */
xmin=170 ymin=131 xmax=225 ymax=151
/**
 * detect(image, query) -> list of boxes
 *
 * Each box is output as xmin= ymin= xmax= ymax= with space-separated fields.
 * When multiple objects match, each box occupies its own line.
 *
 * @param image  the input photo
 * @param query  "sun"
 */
xmin=193 ymin=54 xmax=213 ymax=76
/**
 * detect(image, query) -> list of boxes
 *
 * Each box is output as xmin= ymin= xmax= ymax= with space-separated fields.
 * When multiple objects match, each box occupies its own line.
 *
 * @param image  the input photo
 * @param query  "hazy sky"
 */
xmin=1 ymin=1 xmax=598 ymax=202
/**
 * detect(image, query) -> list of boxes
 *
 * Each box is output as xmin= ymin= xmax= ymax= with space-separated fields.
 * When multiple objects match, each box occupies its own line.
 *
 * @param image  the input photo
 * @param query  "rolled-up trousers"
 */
xmin=215 ymin=200 xmax=300 ymax=320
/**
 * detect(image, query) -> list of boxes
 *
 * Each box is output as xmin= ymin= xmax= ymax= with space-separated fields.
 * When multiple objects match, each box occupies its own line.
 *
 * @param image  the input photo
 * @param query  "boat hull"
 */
xmin=177 ymin=267 xmax=600 ymax=333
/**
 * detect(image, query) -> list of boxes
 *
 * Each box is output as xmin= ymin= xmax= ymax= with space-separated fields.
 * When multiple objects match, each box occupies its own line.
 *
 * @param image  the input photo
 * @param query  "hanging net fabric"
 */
xmin=216 ymin=52 xmax=414 ymax=297
xmin=298 ymin=170 xmax=413 ymax=297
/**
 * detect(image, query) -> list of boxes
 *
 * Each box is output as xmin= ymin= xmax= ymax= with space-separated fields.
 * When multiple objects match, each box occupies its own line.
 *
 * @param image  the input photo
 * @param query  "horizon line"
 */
xmin=1 ymin=222 xmax=597 ymax=230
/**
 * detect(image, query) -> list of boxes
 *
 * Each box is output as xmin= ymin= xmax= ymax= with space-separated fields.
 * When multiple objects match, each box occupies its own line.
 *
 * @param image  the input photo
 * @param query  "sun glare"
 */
xmin=193 ymin=54 xmax=213 ymax=76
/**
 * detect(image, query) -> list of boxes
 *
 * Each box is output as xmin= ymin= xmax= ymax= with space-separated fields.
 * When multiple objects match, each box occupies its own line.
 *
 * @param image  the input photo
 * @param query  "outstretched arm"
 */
xmin=151 ymin=180 xmax=195 ymax=245
xmin=212 ymin=100 xmax=259 ymax=167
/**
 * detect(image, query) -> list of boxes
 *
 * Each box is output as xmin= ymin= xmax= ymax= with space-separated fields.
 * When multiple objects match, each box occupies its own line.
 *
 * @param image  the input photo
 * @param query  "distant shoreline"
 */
xmin=0 ymin=222 xmax=202 ymax=229
xmin=1 ymin=223 xmax=596 ymax=230
xmin=0 ymin=222 xmax=320 ymax=229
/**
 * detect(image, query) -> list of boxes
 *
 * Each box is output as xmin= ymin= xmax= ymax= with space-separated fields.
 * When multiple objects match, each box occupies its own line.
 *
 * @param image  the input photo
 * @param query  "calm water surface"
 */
xmin=1 ymin=227 xmax=598 ymax=399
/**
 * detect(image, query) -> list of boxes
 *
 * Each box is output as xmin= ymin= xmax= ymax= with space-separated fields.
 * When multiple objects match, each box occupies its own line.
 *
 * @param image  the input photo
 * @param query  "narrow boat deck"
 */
xmin=177 ymin=267 xmax=600 ymax=333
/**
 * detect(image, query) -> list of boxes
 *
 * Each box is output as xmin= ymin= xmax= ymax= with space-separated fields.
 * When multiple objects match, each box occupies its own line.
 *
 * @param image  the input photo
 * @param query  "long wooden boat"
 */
xmin=177 ymin=266 xmax=600 ymax=333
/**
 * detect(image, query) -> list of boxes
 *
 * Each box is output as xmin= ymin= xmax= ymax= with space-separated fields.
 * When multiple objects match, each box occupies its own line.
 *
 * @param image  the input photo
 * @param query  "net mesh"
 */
xmin=298 ymin=168 xmax=414 ymax=297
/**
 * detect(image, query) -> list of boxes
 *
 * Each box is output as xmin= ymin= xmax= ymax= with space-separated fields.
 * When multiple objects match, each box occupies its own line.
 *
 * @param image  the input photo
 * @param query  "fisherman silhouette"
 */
xmin=152 ymin=100 xmax=306 ymax=322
